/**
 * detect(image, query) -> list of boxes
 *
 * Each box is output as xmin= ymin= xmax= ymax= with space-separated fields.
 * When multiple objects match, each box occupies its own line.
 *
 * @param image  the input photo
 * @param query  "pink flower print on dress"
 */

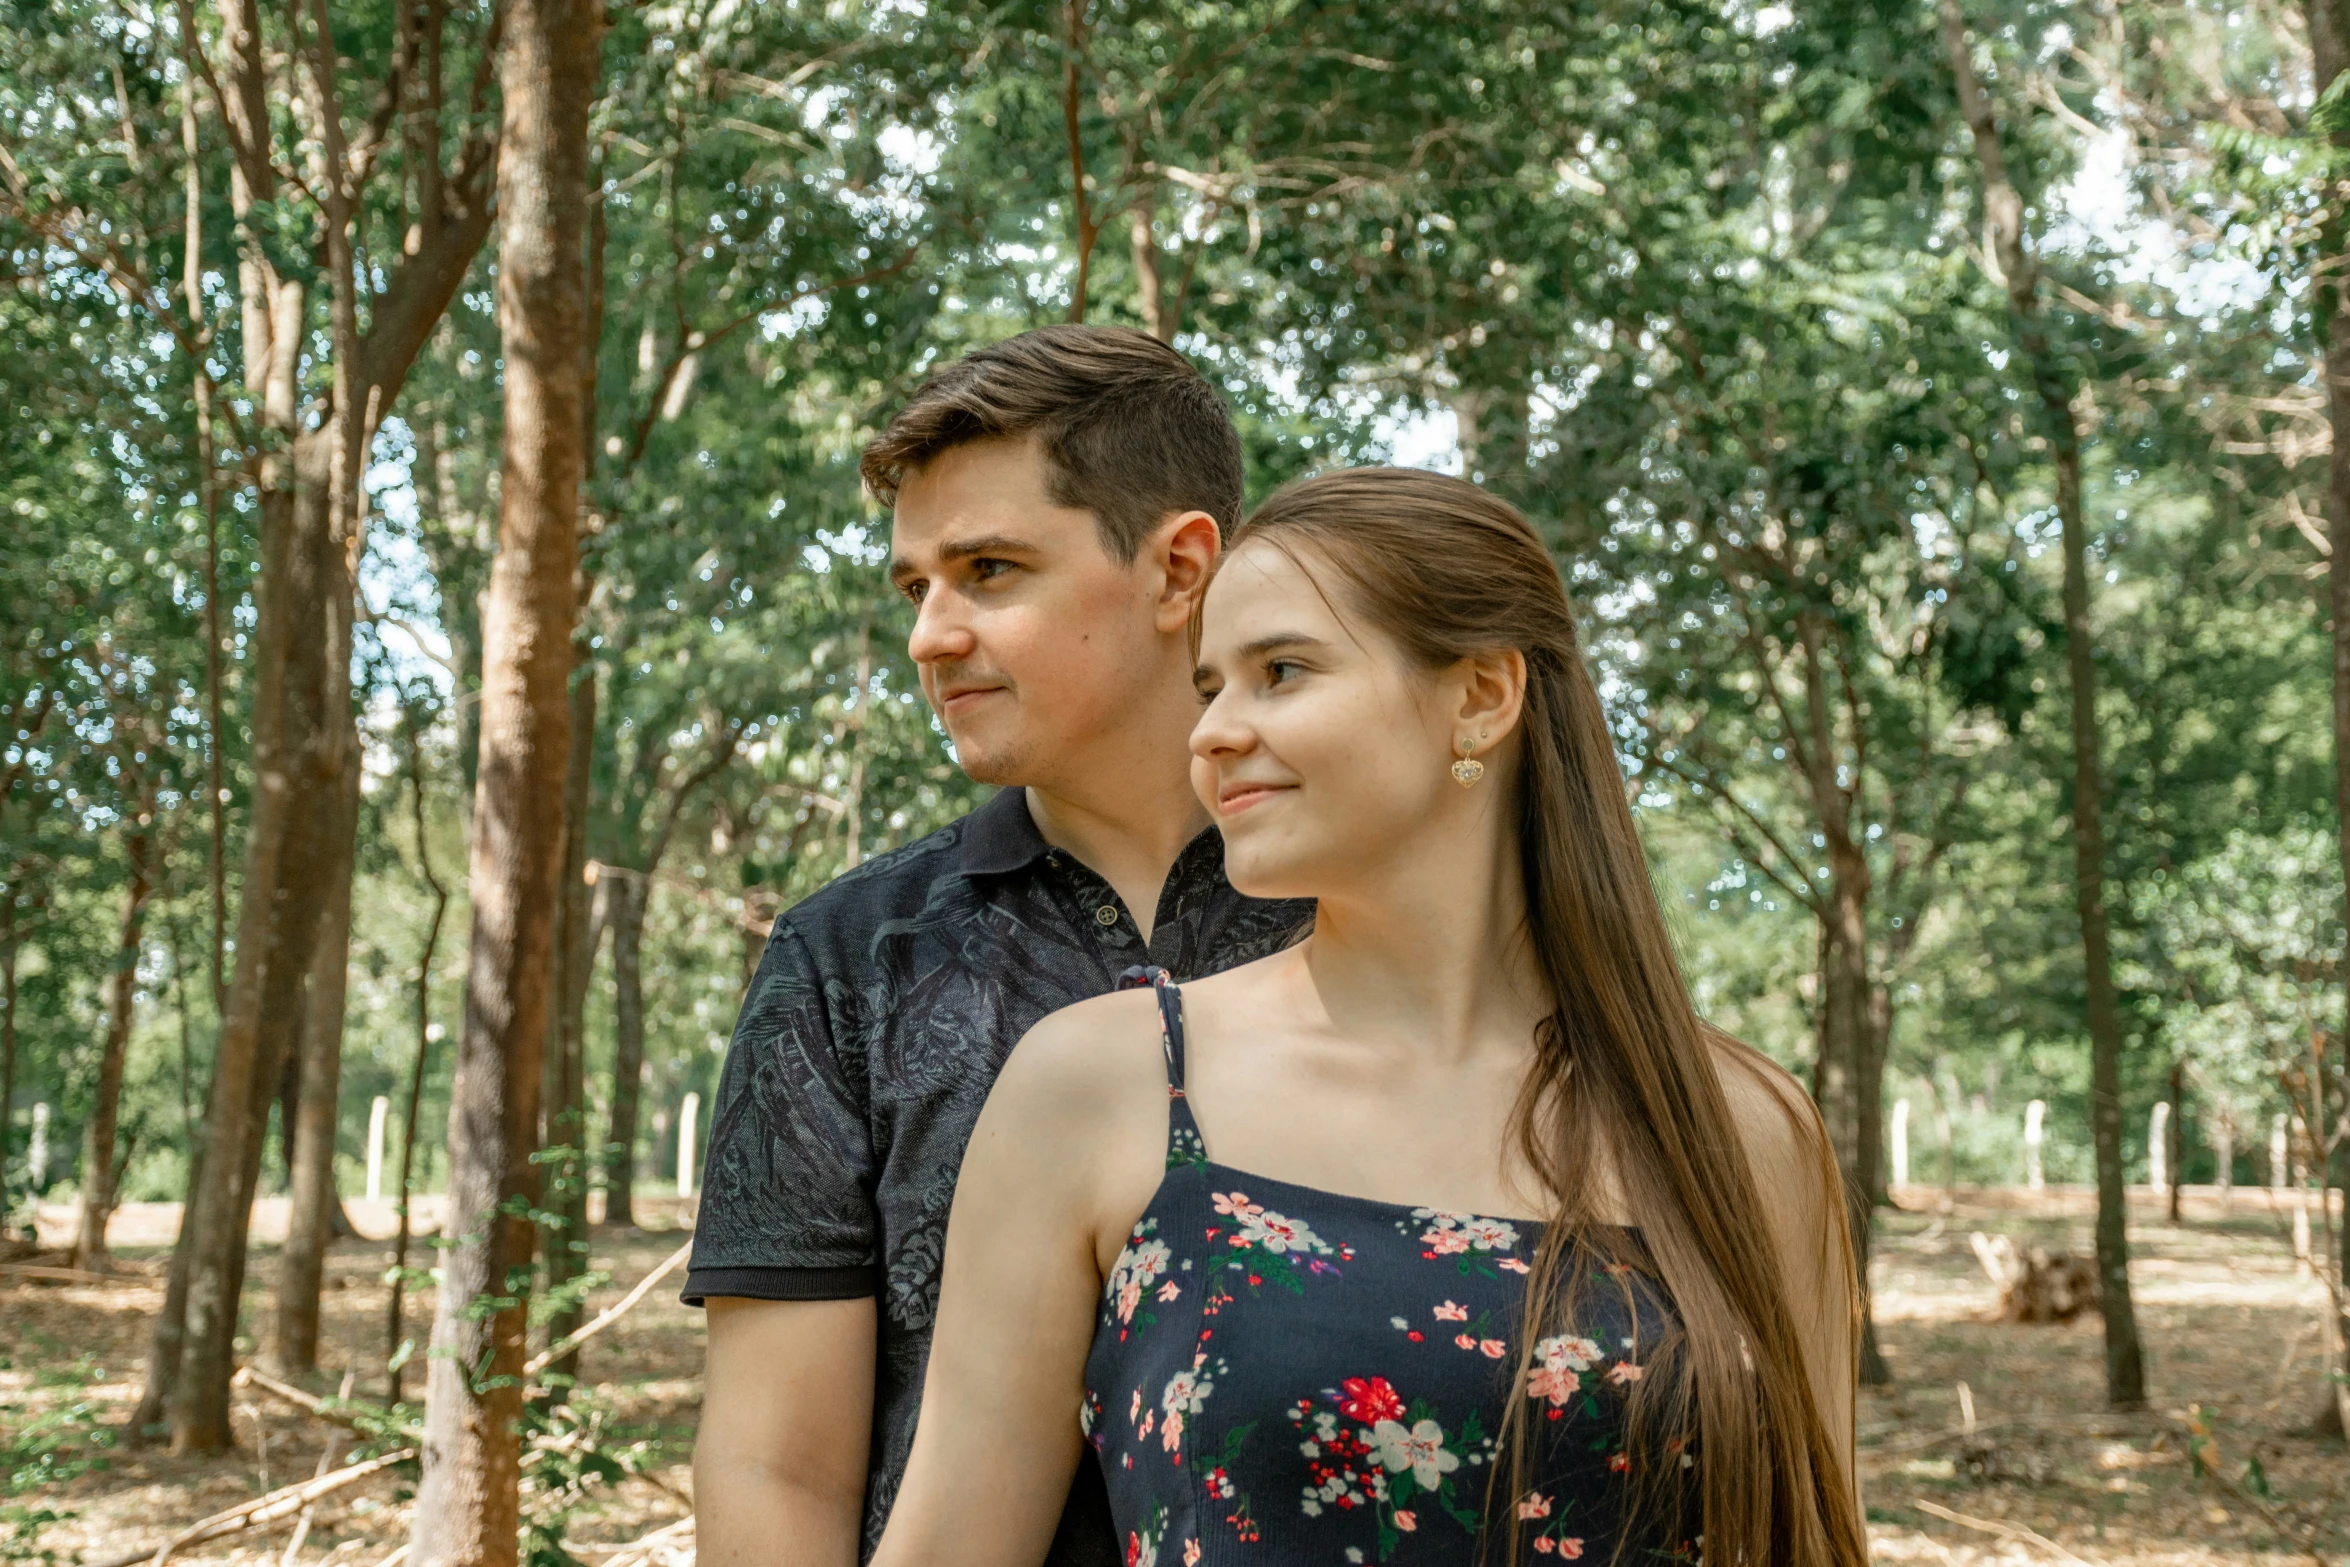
xmin=1392 ymin=1511 xmax=1417 ymax=1532
xmin=1461 ymin=1216 xmax=1519 ymax=1252
xmin=1607 ymin=1362 xmax=1644 ymax=1385
xmin=1106 ymin=1232 xmax=1172 ymax=1327
xmin=1454 ymin=1334 xmax=1478 ymax=1351
xmin=1423 ymin=1228 xmax=1471 ymax=1255
xmin=1479 ymin=1338 xmax=1508 ymax=1359
xmin=1525 ymin=1365 xmax=1580 ymax=1406
xmin=1536 ymin=1333 xmax=1603 ymax=1372
xmin=1517 ymin=1491 xmax=1552 ymax=1520
xmin=1497 ymin=1257 xmax=1532 ymax=1274
xmin=1211 ymin=1191 xmax=1264 ymax=1220
xmin=1433 ymin=1301 xmax=1470 ymax=1322
xmin=1235 ymin=1206 xmax=1326 ymax=1254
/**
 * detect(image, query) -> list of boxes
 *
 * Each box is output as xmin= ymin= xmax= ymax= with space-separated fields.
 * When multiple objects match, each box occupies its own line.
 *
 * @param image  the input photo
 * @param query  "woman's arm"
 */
xmin=872 ymin=991 xmax=1167 ymax=1567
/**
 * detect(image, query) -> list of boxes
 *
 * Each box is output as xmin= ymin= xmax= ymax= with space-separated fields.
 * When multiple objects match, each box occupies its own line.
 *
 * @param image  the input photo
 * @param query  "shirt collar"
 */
xmin=957 ymin=785 xmax=1230 ymax=895
xmin=958 ymin=786 xmax=1055 ymax=877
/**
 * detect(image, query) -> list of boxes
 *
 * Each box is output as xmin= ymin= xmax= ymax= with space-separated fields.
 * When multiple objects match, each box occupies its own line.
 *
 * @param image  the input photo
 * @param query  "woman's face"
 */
xmin=1190 ymin=539 xmax=1473 ymax=902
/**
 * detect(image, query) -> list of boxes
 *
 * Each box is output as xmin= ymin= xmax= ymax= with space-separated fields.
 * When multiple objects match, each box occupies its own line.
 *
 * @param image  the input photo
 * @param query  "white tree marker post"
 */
xmin=366 ymin=1096 xmax=390 ymax=1202
xmin=2024 ymin=1099 xmax=2046 ymax=1192
xmin=677 ymin=1091 xmax=701 ymax=1198
xmin=1890 ymin=1099 xmax=1911 ymax=1189
xmin=2270 ymin=1113 xmax=2289 ymax=1194
xmin=2148 ymin=1101 xmax=2170 ymax=1196
xmin=26 ymin=1102 xmax=48 ymax=1189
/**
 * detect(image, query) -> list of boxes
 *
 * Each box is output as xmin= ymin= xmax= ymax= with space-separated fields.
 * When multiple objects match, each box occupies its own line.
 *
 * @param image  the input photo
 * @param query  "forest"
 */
xmin=0 ymin=0 xmax=2345 ymax=1560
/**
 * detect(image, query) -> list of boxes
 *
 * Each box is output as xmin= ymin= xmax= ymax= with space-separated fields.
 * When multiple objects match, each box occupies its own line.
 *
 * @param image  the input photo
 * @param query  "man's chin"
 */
xmin=947 ymin=731 xmax=1031 ymax=788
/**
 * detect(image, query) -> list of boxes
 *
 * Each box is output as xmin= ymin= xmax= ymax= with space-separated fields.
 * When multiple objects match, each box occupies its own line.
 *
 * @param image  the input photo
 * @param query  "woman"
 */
xmin=874 ymin=469 xmax=1866 ymax=1566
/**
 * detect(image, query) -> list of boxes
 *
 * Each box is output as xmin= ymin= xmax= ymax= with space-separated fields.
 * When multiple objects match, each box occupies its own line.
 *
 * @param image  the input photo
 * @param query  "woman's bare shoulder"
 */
xmin=1706 ymin=1033 xmax=1840 ymax=1215
xmin=984 ymin=986 xmax=1170 ymax=1134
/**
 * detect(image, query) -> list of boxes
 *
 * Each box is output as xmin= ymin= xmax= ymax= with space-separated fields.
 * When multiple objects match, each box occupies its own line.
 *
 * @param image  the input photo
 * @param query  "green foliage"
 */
xmin=0 ymin=0 xmax=2339 ymax=1371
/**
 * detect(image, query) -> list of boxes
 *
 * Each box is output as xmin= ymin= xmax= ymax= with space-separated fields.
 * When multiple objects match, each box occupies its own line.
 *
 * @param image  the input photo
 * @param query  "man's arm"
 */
xmin=688 ymin=918 xmax=884 ymax=1567
xmin=695 ymin=1297 xmax=877 ymax=1567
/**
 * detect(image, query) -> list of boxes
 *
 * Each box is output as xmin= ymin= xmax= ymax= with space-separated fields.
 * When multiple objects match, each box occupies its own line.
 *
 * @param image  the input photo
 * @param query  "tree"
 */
xmin=409 ymin=0 xmax=602 ymax=1556
xmin=1940 ymin=0 xmax=2147 ymax=1409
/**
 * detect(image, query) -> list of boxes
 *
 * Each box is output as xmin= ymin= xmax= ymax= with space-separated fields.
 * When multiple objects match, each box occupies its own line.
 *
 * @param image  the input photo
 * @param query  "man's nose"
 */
xmin=907 ymin=591 xmax=976 ymax=665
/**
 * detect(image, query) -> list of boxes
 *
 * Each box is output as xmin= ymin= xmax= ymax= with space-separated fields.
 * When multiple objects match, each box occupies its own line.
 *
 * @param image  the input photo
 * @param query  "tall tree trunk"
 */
xmin=1942 ymin=0 xmax=2146 ymax=1409
xmin=140 ymin=252 xmax=307 ymax=1447
xmin=1129 ymin=190 xmax=1166 ymax=340
xmin=389 ymin=706 xmax=449 ymax=1406
xmin=171 ymin=450 xmax=351 ymax=1451
xmin=274 ymin=755 xmax=359 ymax=1374
xmin=539 ymin=659 xmax=598 ymax=1389
xmin=2304 ymin=0 xmax=2350 ymax=1439
xmin=601 ymin=872 xmax=646 ymax=1230
xmin=143 ymin=0 xmax=311 ymax=1446
xmin=2165 ymin=1060 xmax=2184 ymax=1225
xmin=73 ymin=792 xmax=158 ymax=1271
xmin=1815 ymin=850 xmax=1892 ymax=1386
xmin=0 ymin=891 xmax=17 ymax=1217
xmin=410 ymin=0 xmax=601 ymax=1554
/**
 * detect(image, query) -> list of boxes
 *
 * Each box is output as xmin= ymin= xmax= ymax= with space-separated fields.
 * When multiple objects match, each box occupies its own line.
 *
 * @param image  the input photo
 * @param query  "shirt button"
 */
xmin=1094 ymin=904 xmax=1120 ymax=927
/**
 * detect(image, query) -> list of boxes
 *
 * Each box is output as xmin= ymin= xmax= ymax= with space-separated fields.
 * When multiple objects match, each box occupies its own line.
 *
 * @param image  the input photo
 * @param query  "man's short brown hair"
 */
xmin=860 ymin=324 xmax=1245 ymax=561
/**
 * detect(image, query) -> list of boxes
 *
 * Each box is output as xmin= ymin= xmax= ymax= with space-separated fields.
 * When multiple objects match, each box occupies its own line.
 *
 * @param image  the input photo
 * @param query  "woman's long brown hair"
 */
xmin=1226 ymin=468 xmax=1867 ymax=1567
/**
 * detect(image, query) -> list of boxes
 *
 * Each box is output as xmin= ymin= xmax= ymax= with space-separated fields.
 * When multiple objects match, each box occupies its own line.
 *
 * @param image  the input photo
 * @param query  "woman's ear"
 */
xmin=1452 ymin=649 xmax=1528 ymax=757
xmin=1153 ymin=510 xmax=1222 ymax=632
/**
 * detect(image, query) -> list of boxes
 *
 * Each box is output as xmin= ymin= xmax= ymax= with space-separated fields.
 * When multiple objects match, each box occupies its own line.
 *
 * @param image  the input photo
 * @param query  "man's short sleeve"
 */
xmin=682 ymin=918 xmax=880 ymax=1304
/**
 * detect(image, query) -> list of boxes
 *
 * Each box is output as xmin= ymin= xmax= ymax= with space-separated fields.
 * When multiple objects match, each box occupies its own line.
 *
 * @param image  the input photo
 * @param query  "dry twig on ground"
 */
xmin=78 ymin=1448 xmax=416 ymax=1567
xmin=523 ymin=1237 xmax=694 ymax=1380
xmin=1913 ymin=1497 xmax=2100 ymax=1565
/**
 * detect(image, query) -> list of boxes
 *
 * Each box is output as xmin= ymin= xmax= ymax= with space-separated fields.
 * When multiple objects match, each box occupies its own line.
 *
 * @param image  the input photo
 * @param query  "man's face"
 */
xmin=888 ymin=438 xmax=1168 ymax=786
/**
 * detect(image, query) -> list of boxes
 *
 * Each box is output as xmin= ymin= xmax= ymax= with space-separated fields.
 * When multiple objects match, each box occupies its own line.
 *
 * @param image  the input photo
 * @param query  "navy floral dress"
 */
xmin=1081 ymin=971 xmax=1700 ymax=1567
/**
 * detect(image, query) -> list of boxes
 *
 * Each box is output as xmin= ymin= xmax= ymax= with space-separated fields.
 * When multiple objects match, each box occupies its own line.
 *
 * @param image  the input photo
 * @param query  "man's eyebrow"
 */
xmin=887 ymin=533 xmax=1039 ymax=585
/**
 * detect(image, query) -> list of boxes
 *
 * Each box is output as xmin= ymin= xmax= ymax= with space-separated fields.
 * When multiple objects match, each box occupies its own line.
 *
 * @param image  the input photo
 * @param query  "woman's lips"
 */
xmin=1217 ymin=782 xmax=1291 ymax=815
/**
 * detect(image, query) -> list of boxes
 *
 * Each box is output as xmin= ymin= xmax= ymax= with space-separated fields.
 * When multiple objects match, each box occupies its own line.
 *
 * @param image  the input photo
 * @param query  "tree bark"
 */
xmin=2165 ymin=1059 xmax=2184 ymax=1225
xmin=389 ymin=706 xmax=449 ymax=1406
xmin=141 ymin=0 xmax=499 ymax=1445
xmin=141 ymin=0 xmax=314 ymax=1448
xmin=602 ymin=871 xmax=647 ymax=1230
xmin=0 ymin=891 xmax=17 ymax=1217
xmin=1814 ymin=846 xmax=1891 ymax=1386
xmin=2303 ymin=0 xmax=2350 ymax=1434
xmin=410 ymin=0 xmax=602 ymax=1553
xmin=171 ymin=447 xmax=352 ymax=1451
xmin=1941 ymin=0 xmax=2146 ymax=1408
xmin=274 ymin=755 xmax=359 ymax=1374
xmin=1129 ymin=191 xmax=1166 ymax=340
xmin=73 ymin=790 xmax=158 ymax=1271
xmin=539 ymin=659 xmax=599 ymax=1387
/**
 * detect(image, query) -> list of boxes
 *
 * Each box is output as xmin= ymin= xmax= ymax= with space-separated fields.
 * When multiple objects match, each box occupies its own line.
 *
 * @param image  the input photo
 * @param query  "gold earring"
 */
xmin=1451 ymin=736 xmax=1485 ymax=788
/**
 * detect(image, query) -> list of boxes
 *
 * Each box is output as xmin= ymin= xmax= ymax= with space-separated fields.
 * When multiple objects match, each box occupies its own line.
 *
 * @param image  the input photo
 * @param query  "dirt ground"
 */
xmin=2 ymin=1188 xmax=2342 ymax=1565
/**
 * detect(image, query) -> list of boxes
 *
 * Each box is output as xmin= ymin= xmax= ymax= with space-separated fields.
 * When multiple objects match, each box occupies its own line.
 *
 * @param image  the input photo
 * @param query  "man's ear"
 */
xmin=1151 ymin=510 xmax=1222 ymax=633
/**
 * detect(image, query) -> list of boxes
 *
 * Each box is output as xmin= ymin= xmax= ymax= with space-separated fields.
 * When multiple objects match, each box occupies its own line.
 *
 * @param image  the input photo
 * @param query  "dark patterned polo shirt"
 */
xmin=685 ymin=785 xmax=1311 ymax=1564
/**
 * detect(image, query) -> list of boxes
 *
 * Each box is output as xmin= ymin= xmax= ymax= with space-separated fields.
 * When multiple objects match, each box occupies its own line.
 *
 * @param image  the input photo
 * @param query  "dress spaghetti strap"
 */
xmin=1115 ymin=964 xmax=1205 ymax=1169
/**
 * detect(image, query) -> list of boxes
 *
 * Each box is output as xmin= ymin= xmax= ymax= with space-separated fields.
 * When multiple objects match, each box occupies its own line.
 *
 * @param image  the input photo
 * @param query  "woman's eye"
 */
xmin=1266 ymin=660 xmax=1304 ymax=686
xmin=972 ymin=558 xmax=1013 ymax=581
xmin=901 ymin=580 xmax=927 ymax=605
xmin=1195 ymin=683 xmax=1224 ymax=705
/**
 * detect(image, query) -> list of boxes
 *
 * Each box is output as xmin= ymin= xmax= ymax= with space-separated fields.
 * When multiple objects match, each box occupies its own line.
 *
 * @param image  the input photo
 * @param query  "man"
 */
xmin=687 ymin=325 xmax=1308 ymax=1567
